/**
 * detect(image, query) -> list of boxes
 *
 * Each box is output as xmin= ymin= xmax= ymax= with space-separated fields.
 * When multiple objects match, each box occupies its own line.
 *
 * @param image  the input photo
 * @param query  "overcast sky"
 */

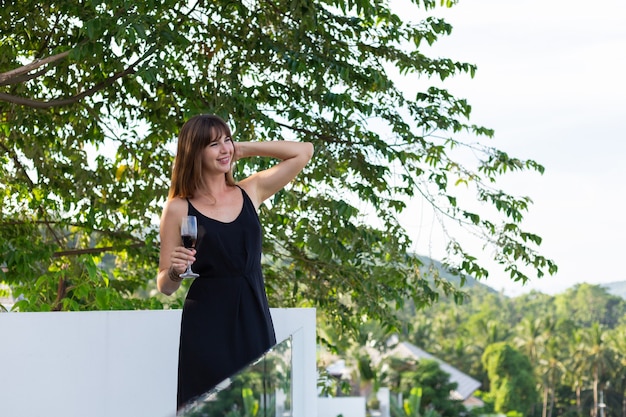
xmin=390 ymin=0 xmax=626 ymax=296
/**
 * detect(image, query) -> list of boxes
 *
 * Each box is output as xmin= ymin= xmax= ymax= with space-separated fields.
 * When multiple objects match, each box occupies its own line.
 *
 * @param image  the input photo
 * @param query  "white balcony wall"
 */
xmin=318 ymin=397 xmax=366 ymax=417
xmin=0 ymin=308 xmax=316 ymax=417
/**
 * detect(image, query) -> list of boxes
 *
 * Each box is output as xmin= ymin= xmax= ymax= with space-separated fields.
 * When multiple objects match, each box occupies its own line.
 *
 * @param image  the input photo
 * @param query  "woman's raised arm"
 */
xmin=236 ymin=141 xmax=313 ymax=208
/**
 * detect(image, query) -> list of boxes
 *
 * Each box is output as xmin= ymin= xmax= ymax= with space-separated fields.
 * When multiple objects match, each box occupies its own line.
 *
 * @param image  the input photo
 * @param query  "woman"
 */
xmin=157 ymin=114 xmax=313 ymax=411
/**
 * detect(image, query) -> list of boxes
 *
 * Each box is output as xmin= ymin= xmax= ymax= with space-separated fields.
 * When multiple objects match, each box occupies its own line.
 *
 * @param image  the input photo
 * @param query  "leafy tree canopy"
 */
xmin=0 ymin=0 xmax=556 ymax=333
xmin=482 ymin=342 xmax=538 ymax=416
xmin=554 ymin=283 xmax=626 ymax=328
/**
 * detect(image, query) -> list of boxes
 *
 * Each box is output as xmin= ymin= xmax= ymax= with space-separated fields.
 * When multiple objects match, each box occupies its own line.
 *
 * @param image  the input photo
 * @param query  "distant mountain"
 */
xmin=414 ymin=255 xmax=626 ymax=300
xmin=601 ymin=281 xmax=626 ymax=300
xmin=414 ymin=254 xmax=497 ymax=293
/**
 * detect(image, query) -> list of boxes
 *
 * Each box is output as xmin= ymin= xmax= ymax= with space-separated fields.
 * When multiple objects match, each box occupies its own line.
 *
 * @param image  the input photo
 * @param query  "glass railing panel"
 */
xmin=178 ymin=336 xmax=292 ymax=417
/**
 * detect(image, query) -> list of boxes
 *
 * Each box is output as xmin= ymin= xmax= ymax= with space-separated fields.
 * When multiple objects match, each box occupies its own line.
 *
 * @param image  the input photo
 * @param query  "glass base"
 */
xmin=179 ymin=268 xmax=199 ymax=279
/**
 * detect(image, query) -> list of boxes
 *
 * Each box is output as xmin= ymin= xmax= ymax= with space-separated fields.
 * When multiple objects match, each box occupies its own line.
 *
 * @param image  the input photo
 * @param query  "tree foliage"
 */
xmin=317 ymin=284 xmax=625 ymax=416
xmin=482 ymin=342 xmax=538 ymax=416
xmin=555 ymin=283 xmax=624 ymax=328
xmin=380 ymin=357 xmax=462 ymax=417
xmin=1 ymin=0 xmax=556 ymax=332
xmin=398 ymin=284 xmax=626 ymax=417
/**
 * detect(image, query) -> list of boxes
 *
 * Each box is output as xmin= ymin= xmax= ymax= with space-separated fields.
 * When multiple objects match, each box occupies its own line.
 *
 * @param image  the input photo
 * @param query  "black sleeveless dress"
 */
xmin=176 ymin=186 xmax=277 ymax=409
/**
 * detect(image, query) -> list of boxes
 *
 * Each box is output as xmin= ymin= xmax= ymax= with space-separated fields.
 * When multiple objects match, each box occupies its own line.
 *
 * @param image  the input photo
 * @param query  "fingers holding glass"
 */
xmin=179 ymin=216 xmax=199 ymax=278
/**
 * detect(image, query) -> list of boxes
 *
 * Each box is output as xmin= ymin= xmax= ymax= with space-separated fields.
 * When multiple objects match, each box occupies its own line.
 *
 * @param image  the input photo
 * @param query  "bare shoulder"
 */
xmin=161 ymin=197 xmax=188 ymax=221
xmin=236 ymin=180 xmax=261 ymax=210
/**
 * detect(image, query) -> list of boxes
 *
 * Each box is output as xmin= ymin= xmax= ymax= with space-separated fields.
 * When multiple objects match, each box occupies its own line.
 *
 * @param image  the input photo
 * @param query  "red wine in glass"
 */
xmin=179 ymin=216 xmax=199 ymax=278
xmin=182 ymin=235 xmax=197 ymax=249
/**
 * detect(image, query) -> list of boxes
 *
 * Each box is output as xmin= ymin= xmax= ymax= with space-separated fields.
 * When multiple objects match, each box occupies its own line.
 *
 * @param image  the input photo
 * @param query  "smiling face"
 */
xmin=169 ymin=114 xmax=236 ymax=199
xmin=202 ymin=132 xmax=234 ymax=175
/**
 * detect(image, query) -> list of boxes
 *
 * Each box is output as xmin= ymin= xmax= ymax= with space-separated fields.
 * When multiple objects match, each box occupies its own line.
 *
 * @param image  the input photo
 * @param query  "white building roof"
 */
xmin=387 ymin=341 xmax=481 ymax=400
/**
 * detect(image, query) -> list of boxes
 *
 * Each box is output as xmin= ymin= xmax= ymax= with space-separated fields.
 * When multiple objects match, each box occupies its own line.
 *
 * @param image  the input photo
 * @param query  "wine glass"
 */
xmin=179 ymin=215 xmax=199 ymax=278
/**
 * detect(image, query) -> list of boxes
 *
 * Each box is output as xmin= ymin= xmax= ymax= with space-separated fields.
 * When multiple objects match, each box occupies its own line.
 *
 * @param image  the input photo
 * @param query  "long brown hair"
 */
xmin=168 ymin=114 xmax=236 ymax=199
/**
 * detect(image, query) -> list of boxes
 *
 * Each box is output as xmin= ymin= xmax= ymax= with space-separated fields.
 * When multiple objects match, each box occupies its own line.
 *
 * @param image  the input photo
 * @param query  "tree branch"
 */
xmin=52 ymin=276 xmax=67 ymax=311
xmin=53 ymin=243 xmax=145 ymax=258
xmin=0 ymin=65 xmax=136 ymax=108
xmin=0 ymin=50 xmax=71 ymax=86
xmin=1 ymin=66 xmax=53 ymax=86
xmin=0 ymin=44 xmax=158 ymax=109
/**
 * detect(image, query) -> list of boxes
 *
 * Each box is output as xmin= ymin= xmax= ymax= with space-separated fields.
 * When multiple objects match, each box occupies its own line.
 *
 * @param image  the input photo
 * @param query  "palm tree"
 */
xmin=582 ymin=323 xmax=616 ymax=417
xmin=565 ymin=326 xmax=590 ymax=417
xmin=513 ymin=317 xmax=545 ymax=365
xmin=538 ymin=335 xmax=566 ymax=417
xmin=607 ymin=325 xmax=626 ymax=417
xmin=513 ymin=315 xmax=568 ymax=417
